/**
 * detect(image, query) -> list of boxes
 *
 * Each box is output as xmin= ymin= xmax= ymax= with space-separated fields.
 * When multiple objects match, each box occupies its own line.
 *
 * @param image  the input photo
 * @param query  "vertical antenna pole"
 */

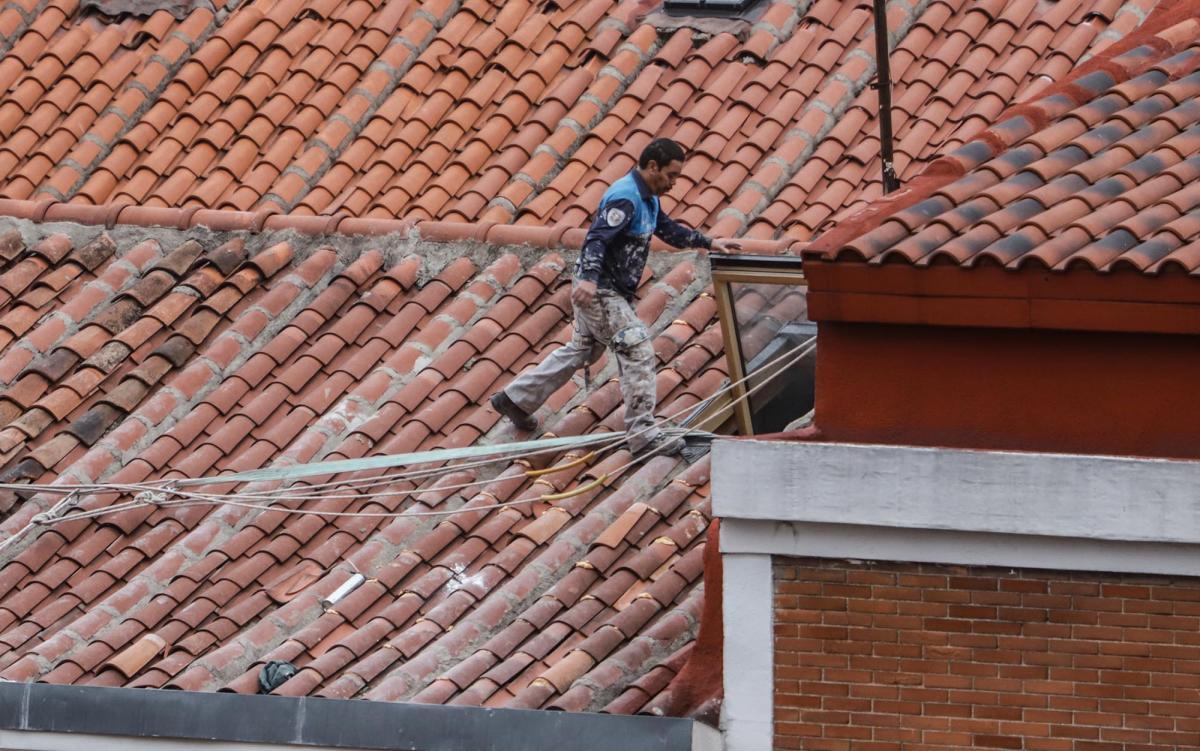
xmin=873 ymin=0 xmax=900 ymax=194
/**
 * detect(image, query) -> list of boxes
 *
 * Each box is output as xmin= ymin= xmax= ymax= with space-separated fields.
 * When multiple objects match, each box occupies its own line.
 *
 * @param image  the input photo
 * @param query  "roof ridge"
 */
xmin=0 ymin=197 xmax=801 ymax=255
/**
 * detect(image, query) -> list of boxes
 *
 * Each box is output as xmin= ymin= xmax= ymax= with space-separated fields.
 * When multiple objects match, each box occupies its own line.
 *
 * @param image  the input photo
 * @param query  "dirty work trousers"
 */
xmin=503 ymin=288 xmax=659 ymax=451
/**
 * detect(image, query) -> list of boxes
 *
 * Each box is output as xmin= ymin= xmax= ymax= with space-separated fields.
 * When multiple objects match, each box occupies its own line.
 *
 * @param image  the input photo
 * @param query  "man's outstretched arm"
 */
xmin=654 ymin=212 xmax=742 ymax=253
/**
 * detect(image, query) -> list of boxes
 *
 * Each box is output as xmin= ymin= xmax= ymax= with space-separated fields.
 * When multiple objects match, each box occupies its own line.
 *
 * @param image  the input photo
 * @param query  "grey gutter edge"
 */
xmin=0 ymin=681 xmax=704 ymax=751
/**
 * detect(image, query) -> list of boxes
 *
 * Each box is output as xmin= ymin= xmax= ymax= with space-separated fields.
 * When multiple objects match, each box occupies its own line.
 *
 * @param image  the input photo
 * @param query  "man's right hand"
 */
xmin=571 ymin=280 xmax=597 ymax=307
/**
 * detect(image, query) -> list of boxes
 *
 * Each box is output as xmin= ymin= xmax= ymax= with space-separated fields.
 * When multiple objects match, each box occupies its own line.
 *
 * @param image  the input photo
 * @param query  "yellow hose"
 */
xmin=524 ymin=451 xmax=597 ymax=478
xmin=539 ymin=474 xmax=608 ymax=502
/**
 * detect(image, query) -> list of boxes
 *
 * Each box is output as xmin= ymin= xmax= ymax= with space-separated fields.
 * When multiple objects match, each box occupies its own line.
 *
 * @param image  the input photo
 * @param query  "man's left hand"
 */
xmin=710 ymin=238 xmax=742 ymax=254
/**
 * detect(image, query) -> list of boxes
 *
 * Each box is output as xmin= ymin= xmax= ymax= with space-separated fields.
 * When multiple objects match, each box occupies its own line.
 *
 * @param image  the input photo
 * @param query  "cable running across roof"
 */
xmin=46 ymin=338 xmax=814 ymax=524
xmin=0 ymin=335 xmax=814 ymax=503
xmin=0 ymin=338 xmax=814 ymax=551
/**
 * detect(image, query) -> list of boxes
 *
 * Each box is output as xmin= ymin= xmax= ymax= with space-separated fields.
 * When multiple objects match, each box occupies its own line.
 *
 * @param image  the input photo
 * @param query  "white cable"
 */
xmin=157 ymin=333 xmax=816 ymax=504
xmin=48 ymin=334 xmax=813 ymax=518
xmin=47 ymin=338 xmax=817 ymax=526
xmin=6 ymin=334 xmax=818 ymax=532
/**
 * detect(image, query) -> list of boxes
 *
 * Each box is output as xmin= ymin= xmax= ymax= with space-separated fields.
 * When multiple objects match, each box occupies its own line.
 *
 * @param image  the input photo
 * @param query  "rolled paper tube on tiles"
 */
xmin=321 ymin=573 xmax=366 ymax=609
xmin=169 ymin=432 xmax=622 ymax=488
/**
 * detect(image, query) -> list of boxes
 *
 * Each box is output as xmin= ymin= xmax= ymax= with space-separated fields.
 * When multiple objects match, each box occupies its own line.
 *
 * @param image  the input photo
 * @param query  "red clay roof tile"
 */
xmin=0 ymin=0 xmax=1142 ymax=240
xmin=808 ymin=11 xmax=1200 ymax=281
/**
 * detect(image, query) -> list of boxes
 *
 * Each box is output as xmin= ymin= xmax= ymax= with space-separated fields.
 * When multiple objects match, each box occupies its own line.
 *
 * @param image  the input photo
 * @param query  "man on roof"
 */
xmin=491 ymin=138 xmax=741 ymax=456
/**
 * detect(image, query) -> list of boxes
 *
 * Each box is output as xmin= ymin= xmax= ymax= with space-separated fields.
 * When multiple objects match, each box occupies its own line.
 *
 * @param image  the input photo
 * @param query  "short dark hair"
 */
xmin=639 ymin=138 xmax=686 ymax=169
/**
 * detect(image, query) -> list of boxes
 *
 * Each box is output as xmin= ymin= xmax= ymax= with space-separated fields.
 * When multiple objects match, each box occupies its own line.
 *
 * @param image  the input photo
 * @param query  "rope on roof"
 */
xmin=0 ymin=338 xmax=815 ymax=549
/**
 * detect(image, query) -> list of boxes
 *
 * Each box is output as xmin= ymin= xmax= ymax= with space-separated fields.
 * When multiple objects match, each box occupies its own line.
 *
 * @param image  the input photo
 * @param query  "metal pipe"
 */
xmin=873 ymin=0 xmax=900 ymax=194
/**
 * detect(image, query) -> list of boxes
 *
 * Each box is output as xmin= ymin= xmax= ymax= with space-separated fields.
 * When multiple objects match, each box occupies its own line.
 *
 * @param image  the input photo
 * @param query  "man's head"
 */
xmin=637 ymin=138 xmax=686 ymax=196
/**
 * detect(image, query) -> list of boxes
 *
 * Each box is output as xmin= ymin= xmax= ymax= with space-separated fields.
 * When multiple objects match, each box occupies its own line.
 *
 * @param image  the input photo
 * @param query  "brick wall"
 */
xmin=773 ymin=558 xmax=1200 ymax=750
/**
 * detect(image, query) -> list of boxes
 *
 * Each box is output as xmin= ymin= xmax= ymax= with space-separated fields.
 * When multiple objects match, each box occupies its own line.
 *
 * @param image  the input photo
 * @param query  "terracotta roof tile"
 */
xmin=808 ymin=13 xmax=1200 ymax=278
xmin=0 ymin=0 xmax=1148 ymax=239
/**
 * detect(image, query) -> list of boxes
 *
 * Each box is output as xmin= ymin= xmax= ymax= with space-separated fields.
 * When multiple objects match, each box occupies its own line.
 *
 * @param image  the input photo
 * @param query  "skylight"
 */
xmin=711 ymin=254 xmax=814 ymax=436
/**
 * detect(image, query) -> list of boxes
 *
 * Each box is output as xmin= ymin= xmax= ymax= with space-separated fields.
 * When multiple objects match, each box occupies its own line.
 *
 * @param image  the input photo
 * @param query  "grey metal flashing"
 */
xmin=0 ymin=682 xmax=698 ymax=751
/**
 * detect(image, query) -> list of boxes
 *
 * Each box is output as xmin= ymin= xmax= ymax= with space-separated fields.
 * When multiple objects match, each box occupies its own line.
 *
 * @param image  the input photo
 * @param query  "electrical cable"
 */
xmin=44 ymin=337 xmax=816 ymax=525
xmin=5 ymin=335 xmax=817 ymax=533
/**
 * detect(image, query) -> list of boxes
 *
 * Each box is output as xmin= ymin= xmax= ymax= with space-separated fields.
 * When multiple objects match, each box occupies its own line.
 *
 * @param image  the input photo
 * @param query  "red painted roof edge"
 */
xmin=804 ymin=1 xmax=1200 ymax=264
xmin=0 ymin=198 xmax=801 ymax=256
xmin=643 ymin=519 xmax=724 ymax=723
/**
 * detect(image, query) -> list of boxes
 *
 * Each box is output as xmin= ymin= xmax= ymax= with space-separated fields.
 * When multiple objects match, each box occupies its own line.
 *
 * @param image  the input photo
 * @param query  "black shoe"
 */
xmin=491 ymin=391 xmax=539 ymax=432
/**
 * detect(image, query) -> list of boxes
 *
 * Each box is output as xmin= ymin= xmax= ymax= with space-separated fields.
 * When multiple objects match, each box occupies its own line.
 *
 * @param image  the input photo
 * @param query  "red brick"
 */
xmin=975 ymin=705 xmax=1023 ymax=721
xmin=948 ymin=604 xmax=996 ymax=619
xmin=1051 ymin=724 xmax=1101 ymax=740
xmin=796 ymin=596 xmax=848 ymax=611
xmin=1148 ymin=614 xmax=1199 ymax=630
xmin=822 ymin=583 xmax=872 ymax=598
xmin=971 ymin=590 xmax=1024 ymax=606
xmin=898 ymin=573 xmax=946 ymax=588
xmin=799 ymin=624 xmax=848 ymax=640
xmin=1071 ymin=596 xmax=1123 ymax=612
xmin=1123 ymin=598 xmax=1175 ymax=615
xmin=1099 ymin=727 xmax=1152 ymax=743
xmin=1023 ymin=594 xmax=1073 ymax=609
xmin=1100 ymin=584 xmax=1150 ymax=598
xmin=822 ymin=611 xmax=873 ymax=627
xmin=845 ymin=570 xmax=895 ymax=585
xmin=849 ymin=683 xmax=898 ymax=699
xmin=1024 ymin=740 xmax=1071 ymax=751
xmin=1049 ymin=581 xmax=1099 ymax=596
xmin=949 ymin=661 xmax=998 ymax=677
xmin=823 ymin=697 xmax=872 ymax=713
xmin=777 ymin=581 xmax=822 ymax=595
xmin=923 ymin=618 xmax=971 ymax=633
xmin=973 ymin=620 xmax=1025 ymax=635
xmin=974 ymin=734 xmax=1022 ymax=749
xmin=847 ymin=598 xmax=898 ymax=614
xmin=1095 ymin=611 xmax=1147 ymax=627
xmin=924 ymin=588 xmax=972 ymax=603
xmin=774 ymin=559 xmax=1200 ymax=749
xmin=947 ymin=633 xmax=998 ymax=648
xmin=897 ymin=600 xmax=948 ymax=616
xmin=1001 ymin=579 xmax=1047 ymax=593
xmin=1027 ymin=709 xmax=1075 ymax=722
xmin=949 ymin=576 xmax=998 ymax=591
xmin=1151 ymin=585 xmax=1200 ymax=601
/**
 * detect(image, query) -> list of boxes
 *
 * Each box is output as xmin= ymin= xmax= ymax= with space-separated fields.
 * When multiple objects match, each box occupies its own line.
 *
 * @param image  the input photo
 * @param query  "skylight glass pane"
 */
xmin=728 ymin=281 xmax=815 ymax=434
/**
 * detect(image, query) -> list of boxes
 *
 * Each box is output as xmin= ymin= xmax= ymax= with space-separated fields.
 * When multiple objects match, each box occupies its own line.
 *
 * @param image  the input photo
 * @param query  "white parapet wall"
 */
xmin=711 ymin=439 xmax=1200 ymax=751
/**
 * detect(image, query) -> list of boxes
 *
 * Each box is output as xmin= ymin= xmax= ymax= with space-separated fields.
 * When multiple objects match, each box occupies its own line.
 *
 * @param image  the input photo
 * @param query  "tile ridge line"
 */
xmin=0 ymin=198 xmax=804 ymax=255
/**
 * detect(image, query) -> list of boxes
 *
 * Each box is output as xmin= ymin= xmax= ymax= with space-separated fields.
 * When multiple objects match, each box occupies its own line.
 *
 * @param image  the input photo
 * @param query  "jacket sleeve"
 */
xmin=654 ymin=211 xmax=712 ymax=249
xmin=577 ymin=198 xmax=635 ymax=283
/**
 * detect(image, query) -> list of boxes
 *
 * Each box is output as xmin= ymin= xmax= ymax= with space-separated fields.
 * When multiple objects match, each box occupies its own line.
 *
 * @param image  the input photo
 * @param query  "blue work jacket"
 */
xmin=575 ymin=170 xmax=711 ymax=300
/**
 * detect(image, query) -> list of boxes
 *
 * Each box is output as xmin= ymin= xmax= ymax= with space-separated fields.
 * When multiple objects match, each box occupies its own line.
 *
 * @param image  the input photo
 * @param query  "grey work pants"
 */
xmin=503 ymin=288 xmax=659 ymax=451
